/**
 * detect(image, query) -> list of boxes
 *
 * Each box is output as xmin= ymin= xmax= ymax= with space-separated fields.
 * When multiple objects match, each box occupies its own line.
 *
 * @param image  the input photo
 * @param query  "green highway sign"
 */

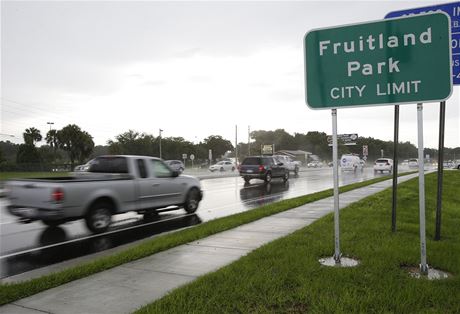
xmin=304 ymin=13 xmax=452 ymax=110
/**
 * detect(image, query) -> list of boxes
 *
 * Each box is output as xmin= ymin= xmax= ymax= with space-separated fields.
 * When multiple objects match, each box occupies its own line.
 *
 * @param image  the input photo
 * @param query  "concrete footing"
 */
xmin=318 ymin=256 xmax=359 ymax=267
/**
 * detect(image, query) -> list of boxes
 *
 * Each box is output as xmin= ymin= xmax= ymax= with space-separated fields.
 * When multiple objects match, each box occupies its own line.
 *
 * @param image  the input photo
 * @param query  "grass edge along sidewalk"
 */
xmin=0 ymin=172 xmax=414 ymax=305
xmin=137 ymin=171 xmax=460 ymax=314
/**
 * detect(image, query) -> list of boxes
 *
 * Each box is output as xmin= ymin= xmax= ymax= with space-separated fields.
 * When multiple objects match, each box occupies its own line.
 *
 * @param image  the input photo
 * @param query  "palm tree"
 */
xmin=23 ymin=127 xmax=42 ymax=146
xmin=46 ymin=129 xmax=59 ymax=151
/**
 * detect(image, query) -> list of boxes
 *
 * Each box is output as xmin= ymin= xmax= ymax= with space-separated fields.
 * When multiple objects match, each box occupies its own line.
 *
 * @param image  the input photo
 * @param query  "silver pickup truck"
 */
xmin=5 ymin=155 xmax=203 ymax=233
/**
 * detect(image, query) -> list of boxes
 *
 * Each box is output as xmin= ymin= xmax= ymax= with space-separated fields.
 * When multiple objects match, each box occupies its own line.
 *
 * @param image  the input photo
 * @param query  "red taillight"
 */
xmin=258 ymin=165 xmax=265 ymax=172
xmin=52 ymin=188 xmax=64 ymax=202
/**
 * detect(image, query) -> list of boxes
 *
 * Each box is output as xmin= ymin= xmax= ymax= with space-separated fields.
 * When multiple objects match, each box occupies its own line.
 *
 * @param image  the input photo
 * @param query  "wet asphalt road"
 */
xmin=0 ymin=167 xmax=398 ymax=278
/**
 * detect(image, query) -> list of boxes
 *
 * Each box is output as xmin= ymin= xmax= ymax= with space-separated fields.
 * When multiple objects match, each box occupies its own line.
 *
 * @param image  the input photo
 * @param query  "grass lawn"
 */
xmin=0 ymin=173 xmax=414 ymax=305
xmin=0 ymin=172 xmax=68 ymax=181
xmin=137 ymin=171 xmax=460 ymax=313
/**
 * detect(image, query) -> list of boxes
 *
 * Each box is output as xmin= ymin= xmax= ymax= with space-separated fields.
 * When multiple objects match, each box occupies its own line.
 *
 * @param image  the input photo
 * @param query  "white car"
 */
xmin=165 ymin=160 xmax=185 ymax=173
xmin=408 ymin=158 xmax=418 ymax=168
xmin=374 ymin=158 xmax=393 ymax=173
xmin=274 ymin=155 xmax=300 ymax=175
xmin=307 ymin=161 xmax=323 ymax=168
xmin=209 ymin=161 xmax=235 ymax=172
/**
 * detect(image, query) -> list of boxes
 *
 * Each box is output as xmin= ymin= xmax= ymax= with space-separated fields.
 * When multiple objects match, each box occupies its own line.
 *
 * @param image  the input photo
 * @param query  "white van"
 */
xmin=340 ymin=154 xmax=362 ymax=172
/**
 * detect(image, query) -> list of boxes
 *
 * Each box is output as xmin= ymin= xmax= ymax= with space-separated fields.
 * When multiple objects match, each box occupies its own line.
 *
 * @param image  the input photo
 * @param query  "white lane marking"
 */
xmin=0 ymin=213 xmax=195 ymax=260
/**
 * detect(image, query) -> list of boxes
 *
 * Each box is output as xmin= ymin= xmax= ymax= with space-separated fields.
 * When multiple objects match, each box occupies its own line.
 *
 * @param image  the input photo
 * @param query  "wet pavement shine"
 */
xmin=0 ymin=173 xmax=419 ymax=314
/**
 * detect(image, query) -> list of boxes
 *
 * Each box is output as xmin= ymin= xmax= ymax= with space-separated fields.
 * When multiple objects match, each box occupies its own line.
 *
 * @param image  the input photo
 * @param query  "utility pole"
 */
xmin=159 ymin=129 xmax=163 ymax=159
xmin=235 ymin=125 xmax=238 ymax=165
xmin=248 ymin=125 xmax=251 ymax=156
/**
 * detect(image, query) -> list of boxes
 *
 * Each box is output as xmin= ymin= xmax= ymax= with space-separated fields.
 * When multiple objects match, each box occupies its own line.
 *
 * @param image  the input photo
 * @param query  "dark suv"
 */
xmin=239 ymin=156 xmax=289 ymax=184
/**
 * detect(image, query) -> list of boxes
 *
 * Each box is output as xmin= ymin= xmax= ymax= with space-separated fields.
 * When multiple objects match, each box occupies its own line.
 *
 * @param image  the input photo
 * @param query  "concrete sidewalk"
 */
xmin=1 ymin=173 xmax=418 ymax=314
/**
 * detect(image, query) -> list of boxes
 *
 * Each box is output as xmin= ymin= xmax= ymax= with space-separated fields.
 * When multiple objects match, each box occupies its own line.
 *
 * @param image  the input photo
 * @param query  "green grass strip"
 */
xmin=0 ymin=172 xmax=414 ymax=305
xmin=137 ymin=171 xmax=460 ymax=314
xmin=0 ymin=172 xmax=69 ymax=181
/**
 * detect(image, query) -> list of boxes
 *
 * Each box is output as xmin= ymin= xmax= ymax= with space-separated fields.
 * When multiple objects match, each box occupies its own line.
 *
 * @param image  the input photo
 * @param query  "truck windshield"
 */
xmin=88 ymin=157 xmax=129 ymax=173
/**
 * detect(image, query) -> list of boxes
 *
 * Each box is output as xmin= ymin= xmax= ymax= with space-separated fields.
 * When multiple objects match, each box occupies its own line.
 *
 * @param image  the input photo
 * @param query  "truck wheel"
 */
xmin=85 ymin=202 xmax=112 ymax=233
xmin=184 ymin=188 xmax=201 ymax=213
xmin=264 ymin=172 xmax=272 ymax=183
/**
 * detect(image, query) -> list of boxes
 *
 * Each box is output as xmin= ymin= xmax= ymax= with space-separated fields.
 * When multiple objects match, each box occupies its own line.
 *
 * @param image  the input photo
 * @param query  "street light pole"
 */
xmin=159 ymin=129 xmax=163 ymax=159
xmin=47 ymin=122 xmax=54 ymax=132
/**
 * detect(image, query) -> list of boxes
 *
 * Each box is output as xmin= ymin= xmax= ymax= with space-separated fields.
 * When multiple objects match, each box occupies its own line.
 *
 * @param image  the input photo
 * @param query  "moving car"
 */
xmin=408 ymin=158 xmax=419 ymax=168
xmin=307 ymin=161 xmax=323 ymax=168
xmin=165 ymin=160 xmax=185 ymax=173
xmin=238 ymin=156 xmax=289 ymax=184
xmin=340 ymin=154 xmax=363 ymax=172
xmin=274 ymin=155 xmax=300 ymax=175
xmin=374 ymin=158 xmax=393 ymax=173
xmin=209 ymin=161 xmax=235 ymax=172
xmin=6 ymin=155 xmax=203 ymax=233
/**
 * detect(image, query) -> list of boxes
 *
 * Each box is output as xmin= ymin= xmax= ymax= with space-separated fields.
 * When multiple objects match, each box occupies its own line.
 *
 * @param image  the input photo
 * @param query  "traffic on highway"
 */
xmin=1 ymin=165 xmax=397 ymax=278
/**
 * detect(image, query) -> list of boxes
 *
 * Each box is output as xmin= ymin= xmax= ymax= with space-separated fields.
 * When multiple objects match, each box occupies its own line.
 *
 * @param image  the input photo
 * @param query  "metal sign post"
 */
xmin=385 ymin=1 xmax=460 ymax=243
xmin=332 ymin=109 xmax=341 ymax=263
xmin=417 ymin=103 xmax=428 ymax=274
xmin=182 ymin=153 xmax=187 ymax=168
xmin=392 ymin=105 xmax=399 ymax=233
xmin=304 ymin=12 xmax=452 ymax=270
xmin=435 ymin=101 xmax=446 ymax=240
xmin=190 ymin=154 xmax=195 ymax=169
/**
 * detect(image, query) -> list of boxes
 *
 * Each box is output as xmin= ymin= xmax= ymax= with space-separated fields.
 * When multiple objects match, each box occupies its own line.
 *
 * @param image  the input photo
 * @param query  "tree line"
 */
xmin=1 ymin=125 xmax=459 ymax=171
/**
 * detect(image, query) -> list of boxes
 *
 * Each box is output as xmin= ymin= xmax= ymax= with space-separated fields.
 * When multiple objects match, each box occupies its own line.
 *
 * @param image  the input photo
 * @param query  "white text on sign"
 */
xmin=318 ymin=27 xmax=434 ymax=101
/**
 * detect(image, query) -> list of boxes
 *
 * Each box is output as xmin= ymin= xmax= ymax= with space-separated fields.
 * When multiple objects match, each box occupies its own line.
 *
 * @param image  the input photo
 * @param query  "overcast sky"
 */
xmin=1 ymin=0 xmax=459 ymax=149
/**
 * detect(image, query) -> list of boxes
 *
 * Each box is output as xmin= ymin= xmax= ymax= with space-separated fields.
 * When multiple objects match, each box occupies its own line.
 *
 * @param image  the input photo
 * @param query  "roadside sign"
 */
xmin=327 ymin=133 xmax=358 ymax=146
xmin=304 ymin=13 xmax=452 ymax=109
xmin=261 ymin=144 xmax=274 ymax=155
xmin=182 ymin=153 xmax=187 ymax=160
xmin=385 ymin=2 xmax=460 ymax=85
xmin=189 ymin=154 xmax=195 ymax=161
xmin=363 ymin=145 xmax=368 ymax=156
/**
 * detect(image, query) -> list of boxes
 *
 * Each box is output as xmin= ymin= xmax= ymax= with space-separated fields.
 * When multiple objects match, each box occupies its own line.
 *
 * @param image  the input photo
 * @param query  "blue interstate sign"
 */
xmin=386 ymin=2 xmax=460 ymax=85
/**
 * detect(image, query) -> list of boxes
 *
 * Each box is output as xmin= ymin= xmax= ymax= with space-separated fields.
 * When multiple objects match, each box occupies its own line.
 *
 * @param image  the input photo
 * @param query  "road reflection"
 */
xmin=240 ymin=181 xmax=290 ymax=208
xmin=0 ymin=214 xmax=202 ymax=278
